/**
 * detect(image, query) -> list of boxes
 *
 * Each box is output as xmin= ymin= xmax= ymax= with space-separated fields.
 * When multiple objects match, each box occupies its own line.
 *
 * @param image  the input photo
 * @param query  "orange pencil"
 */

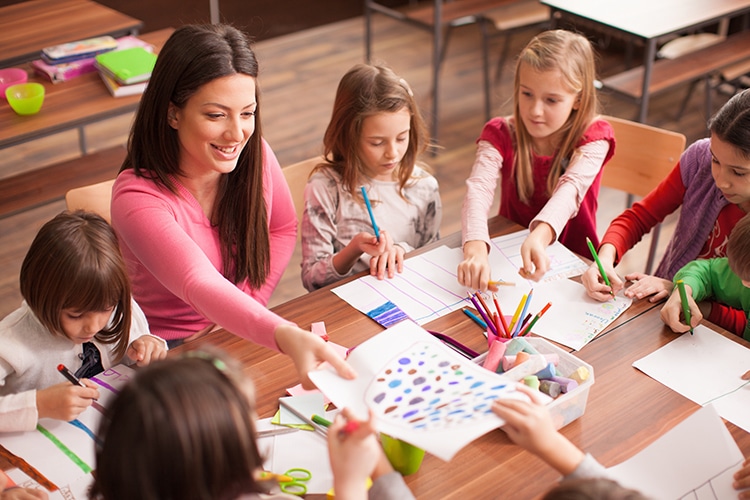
xmin=474 ymin=291 xmax=494 ymax=326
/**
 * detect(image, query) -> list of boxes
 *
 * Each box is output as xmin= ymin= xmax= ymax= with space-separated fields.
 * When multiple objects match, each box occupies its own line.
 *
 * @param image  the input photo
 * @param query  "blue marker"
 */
xmin=360 ymin=186 xmax=380 ymax=240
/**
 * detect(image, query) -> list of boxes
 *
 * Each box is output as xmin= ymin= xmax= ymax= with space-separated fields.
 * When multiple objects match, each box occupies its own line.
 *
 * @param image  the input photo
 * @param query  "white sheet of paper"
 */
xmin=309 ymin=321 xmax=530 ymax=461
xmin=0 ymin=364 xmax=135 ymax=489
xmin=607 ymin=405 xmax=744 ymax=499
xmin=331 ymin=229 xmax=589 ymax=326
xmin=257 ymin=415 xmax=334 ymax=494
xmin=633 ymin=324 xmax=750 ymax=433
xmin=528 ymin=279 xmax=632 ymax=350
xmin=278 ymin=393 xmax=326 ymax=426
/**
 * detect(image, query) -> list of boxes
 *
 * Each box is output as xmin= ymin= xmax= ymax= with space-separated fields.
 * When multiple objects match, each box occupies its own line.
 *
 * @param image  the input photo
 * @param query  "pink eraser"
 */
xmin=311 ymin=321 xmax=329 ymax=341
xmin=483 ymin=339 xmax=507 ymax=372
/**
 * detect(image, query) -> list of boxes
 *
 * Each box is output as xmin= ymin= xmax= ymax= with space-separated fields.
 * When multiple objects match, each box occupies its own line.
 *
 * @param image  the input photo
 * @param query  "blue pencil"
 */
xmin=513 ymin=289 xmax=533 ymax=337
xmin=462 ymin=308 xmax=487 ymax=329
xmin=360 ymin=186 xmax=380 ymax=240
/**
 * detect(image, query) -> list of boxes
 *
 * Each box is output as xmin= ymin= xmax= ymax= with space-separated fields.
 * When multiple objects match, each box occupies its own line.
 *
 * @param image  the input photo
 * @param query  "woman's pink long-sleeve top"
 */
xmin=111 ymin=140 xmax=296 ymax=349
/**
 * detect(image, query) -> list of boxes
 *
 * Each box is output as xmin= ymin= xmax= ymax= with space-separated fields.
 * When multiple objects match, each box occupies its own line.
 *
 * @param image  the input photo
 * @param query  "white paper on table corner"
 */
xmin=633 ymin=324 xmax=750 ymax=433
xmin=607 ymin=405 xmax=744 ymax=499
xmin=309 ymin=321 xmax=529 ymax=461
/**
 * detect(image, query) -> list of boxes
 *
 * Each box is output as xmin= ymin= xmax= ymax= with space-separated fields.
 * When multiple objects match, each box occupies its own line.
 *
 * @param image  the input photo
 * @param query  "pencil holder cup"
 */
xmin=380 ymin=434 xmax=425 ymax=475
xmin=6 ymin=82 xmax=45 ymax=115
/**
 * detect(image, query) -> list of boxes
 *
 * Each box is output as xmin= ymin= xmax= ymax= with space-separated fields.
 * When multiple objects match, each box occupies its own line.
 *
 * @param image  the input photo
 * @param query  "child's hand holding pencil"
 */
xmin=659 ymin=280 xmax=702 ymax=334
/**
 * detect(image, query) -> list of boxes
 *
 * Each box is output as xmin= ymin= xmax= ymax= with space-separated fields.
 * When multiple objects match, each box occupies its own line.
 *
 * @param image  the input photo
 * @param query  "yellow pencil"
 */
xmin=507 ymin=294 xmax=527 ymax=335
xmin=489 ymin=280 xmax=516 ymax=287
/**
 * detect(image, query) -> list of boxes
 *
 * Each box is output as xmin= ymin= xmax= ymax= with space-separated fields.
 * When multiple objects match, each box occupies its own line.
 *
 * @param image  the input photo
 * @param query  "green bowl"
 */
xmin=6 ymin=82 xmax=45 ymax=115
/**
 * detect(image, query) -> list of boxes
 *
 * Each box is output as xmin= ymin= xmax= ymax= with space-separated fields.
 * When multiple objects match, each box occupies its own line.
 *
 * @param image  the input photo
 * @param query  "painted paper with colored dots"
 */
xmin=309 ymin=321 xmax=541 ymax=461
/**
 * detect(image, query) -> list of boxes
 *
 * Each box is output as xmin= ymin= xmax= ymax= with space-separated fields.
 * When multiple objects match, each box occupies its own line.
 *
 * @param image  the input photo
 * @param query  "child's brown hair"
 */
xmin=19 ymin=210 xmax=131 ymax=359
xmin=91 ymin=350 xmax=263 ymax=500
xmin=320 ymin=63 xmax=429 ymax=197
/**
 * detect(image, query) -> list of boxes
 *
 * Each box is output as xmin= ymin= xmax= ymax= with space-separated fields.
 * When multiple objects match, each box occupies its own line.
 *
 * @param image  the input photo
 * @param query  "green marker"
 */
xmin=311 ymin=414 xmax=332 ymax=428
xmin=586 ymin=237 xmax=614 ymax=300
xmin=676 ymin=280 xmax=693 ymax=334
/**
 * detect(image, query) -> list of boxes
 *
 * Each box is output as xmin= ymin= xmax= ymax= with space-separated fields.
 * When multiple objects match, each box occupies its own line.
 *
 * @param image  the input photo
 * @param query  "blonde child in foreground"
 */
xmin=661 ymin=212 xmax=750 ymax=340
xmin=301 ymin=63 xmax=442 ymax=291
xmin=91 ymin=352 xmax=414 ymax=500
xmin=0 ymin=211 xmax=166 ymax=433
xmin=459 ymin=29 xmax=614 ymax=288
xmin=492 ymin=384 xmax=750 ymax=498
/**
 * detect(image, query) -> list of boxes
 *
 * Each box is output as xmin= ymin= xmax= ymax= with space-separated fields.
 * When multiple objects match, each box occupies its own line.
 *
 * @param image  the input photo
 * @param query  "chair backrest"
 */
xmin=600 ymin=115 xmax=686 ymax=198
xmin=65 ymin=178 xmax=116 ymax=223
xmin=282 ymin=156 xmax=324 ymax=240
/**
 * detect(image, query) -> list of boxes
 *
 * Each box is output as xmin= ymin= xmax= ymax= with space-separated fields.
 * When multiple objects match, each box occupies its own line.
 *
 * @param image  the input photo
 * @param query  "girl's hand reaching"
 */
xmin=660 ymin=283 xmax=702 ymax=333
xmin=519 ymin=224 xmax=555 ymax=281
xmin=580 ymin=243 xmax=624 ymax=301
xmin=274 ymin=324 xmax=356 ymax=390
xmin=734 ymin=457 xmax=750 ymax=498
xmin=36 ymin=380 xmax=99 ymax=422
xmin=328 ymin=408 xmax=385 ymax=500
xmin=457 ymin=240 xmax=495 ymax=291
xmin=491 ymin=384 xmax=584 ymax=476
xmin=622 ymin=273 xmax=673 ymax=302
xmin=127 ymin=336 xmax=168 ymax=366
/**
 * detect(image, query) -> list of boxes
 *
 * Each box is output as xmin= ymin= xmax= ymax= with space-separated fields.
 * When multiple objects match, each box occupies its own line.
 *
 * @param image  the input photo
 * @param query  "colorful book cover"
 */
xmin=98 ymin=71 xmax=148 ymax=98
xmin=32 ymin=36 xmax=154 ymax=84
xmin=94 ymin=47 xmax=157 ymax=86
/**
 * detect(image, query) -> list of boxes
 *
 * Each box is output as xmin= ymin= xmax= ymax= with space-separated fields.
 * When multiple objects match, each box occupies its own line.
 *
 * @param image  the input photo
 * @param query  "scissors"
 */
xmin=261 ymin=468 xmax=311 ymax=496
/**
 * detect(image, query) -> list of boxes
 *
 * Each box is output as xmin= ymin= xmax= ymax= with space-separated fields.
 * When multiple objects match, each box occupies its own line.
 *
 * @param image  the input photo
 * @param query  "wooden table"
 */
xmin=0 ymin=28 xmax=172 ymax=154
xmin=168 ymin=215 xmax=744 ymax=499
xmin=0 ymin=0 xmax=143 ymax=69
xmin=542 ymin=0 xmax=750 ymax=123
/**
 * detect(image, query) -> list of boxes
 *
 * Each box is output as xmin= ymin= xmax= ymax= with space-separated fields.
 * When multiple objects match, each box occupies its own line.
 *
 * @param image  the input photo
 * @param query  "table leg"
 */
xmin=638 ymin=38 xmax=657 ymax=123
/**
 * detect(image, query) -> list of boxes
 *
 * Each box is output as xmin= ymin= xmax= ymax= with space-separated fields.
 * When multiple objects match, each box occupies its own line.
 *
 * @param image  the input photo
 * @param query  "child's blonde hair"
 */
xmin=320 ymin=63 xmax=429 ymax=196
xmin=513 ymin=29 xmax=599 ymax=203
xmin=19 ymin=210 xmax=131 ymax=359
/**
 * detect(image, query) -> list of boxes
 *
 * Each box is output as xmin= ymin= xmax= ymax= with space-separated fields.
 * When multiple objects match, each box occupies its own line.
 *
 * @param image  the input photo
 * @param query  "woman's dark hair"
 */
xmin=121 ymin=24 xmax=270 ymax=288
xmin=708 ymin=88 xmax=750 ymax=160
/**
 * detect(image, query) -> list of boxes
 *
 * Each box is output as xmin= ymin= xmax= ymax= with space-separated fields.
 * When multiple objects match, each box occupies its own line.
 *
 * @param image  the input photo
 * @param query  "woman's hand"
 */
xmin=457 ymin=240 xmax=495 ymax=291
xmin=623 ymin=273 xmax=673 ymax=302
xmin=36 ymin=381 xmax=99 ymax=422
xmin=734 ymin=457 xmax=750 ymax=498
xmin=274 ymin=324 xmax=356 ymax=390
xmin=127 ymin=336 xmax=168 ymax=366
xmin=519 ymin=225 xmax=554 ymax=281
xmin=660 ymin=283 xmax=702 ymax=333
xmin=581 ymin=244 xmax=624 ymax=300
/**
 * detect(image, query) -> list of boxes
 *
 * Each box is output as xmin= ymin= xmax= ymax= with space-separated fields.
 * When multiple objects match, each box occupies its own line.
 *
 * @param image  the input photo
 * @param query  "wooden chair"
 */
xmin=479 ymin=0 xmax=551 ymax=119
xmin=64 ymin=178 xmax=116 ymax=223
xmin=282 ymin=156 xmax=324 ymax=240
xmin=600 ymin=115 xmax=686 ymax=274
xmin=364 ymin=0 xmax=516 ymax=139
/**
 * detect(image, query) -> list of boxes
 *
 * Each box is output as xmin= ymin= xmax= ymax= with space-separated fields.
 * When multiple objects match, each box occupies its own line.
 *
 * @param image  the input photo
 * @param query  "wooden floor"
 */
xmin=0 ymin=14 xmax=737 ymax=319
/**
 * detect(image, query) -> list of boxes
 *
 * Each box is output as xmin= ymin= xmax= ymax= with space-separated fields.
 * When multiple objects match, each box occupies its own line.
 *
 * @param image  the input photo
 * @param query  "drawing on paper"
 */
xmin=367 ymin=341 xmax=514 ymax=430
xmin=366 ymin=301 xmax=408 ymax=328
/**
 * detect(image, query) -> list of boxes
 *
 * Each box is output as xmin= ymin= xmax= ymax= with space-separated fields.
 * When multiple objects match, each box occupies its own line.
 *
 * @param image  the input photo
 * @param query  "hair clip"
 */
xmin=185 ymin=350 xmax=228 ymax=372
xmin=398 ymin=78 xmax=414 ymax=97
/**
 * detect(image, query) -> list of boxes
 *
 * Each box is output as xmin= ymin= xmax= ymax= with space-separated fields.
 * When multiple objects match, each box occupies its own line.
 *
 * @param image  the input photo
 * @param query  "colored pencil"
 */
xmin=360 ymin=186 xmax=380 ymax=240
xmin=676 ymin=280 xmax=693 ymax=334
xmin=492 ymin=293 xmax=511 ymax=338
xmin=474 ymin=292 xmax=495 ymax=328
xmin=520 ymin=302 xmax=552 ymax=336
xmin=488 ymin=280 xmax=516 ymax=287
xmin=507 ymin=294 xmax=527 ymax=335
xmin=512 ymin=289 xmax=533 ymax=337
xmin=467 ymin=293 xmax=497 ymax=336
xmin=586 ymin=237 xmax=614 ymax=299
xmin=462 ymin=308 xmax=487 ymax=329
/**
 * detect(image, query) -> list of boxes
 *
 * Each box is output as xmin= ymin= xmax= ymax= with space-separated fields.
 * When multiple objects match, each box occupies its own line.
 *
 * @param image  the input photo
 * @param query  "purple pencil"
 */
xmin=467 ymin=293 xmax=498 ymax=336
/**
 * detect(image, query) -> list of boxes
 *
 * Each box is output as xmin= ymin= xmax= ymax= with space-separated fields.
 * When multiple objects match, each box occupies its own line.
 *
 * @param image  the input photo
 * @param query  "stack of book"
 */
xmin=94 ymin=46 xmax=157 ymax=97
xmin=32 ymin=35 xmax=156 ymax=98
